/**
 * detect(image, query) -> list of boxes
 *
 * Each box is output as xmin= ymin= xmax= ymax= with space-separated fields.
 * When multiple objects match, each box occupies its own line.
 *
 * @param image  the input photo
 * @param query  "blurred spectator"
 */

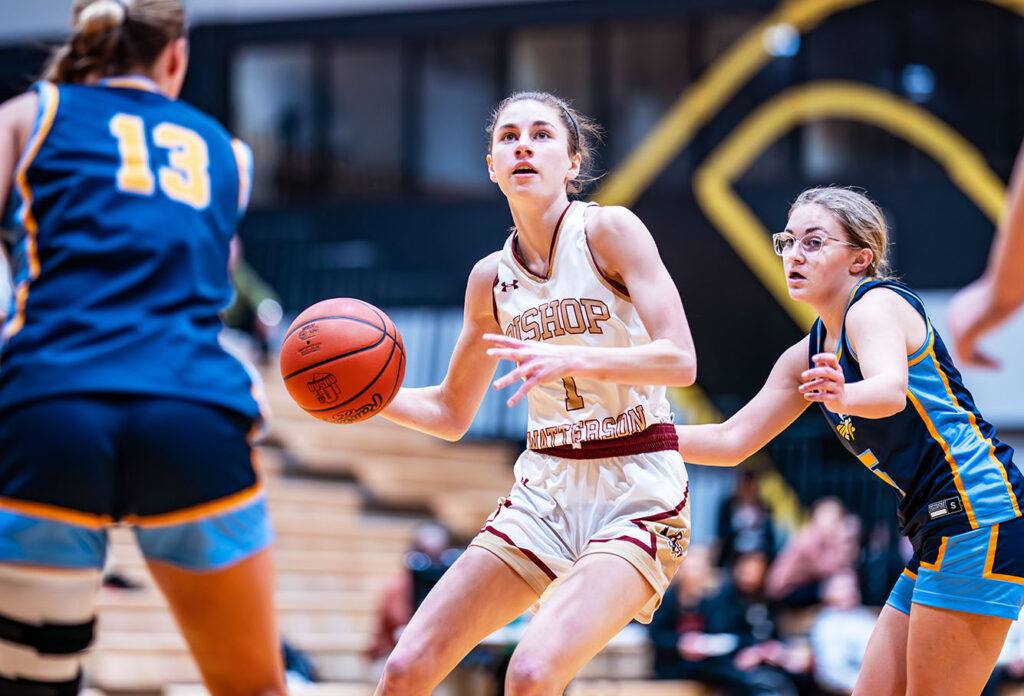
xmin=223 ymin=236 xmax=283 ymax=364
xmin=808 ymin=569 xmax=877 ymax=695
xmin=367 ymin=522 xmax=461 ymax=661
xmin=717 ymin=470 xmax=777 ymax=568
xmin=650 ymin=545 xmax=715 ymax=680
xmin=766 ymin=498 xmax=860 ymax=607
xmin=282 ymin=639 xmax=319 ymax=685
xmin=676 ymin=551 xmax=809 ymax=696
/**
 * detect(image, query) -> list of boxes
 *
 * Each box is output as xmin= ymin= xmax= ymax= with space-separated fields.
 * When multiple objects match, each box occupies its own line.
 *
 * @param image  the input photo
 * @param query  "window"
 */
xmin=607 ymin=21 xmax=690 ymax=168
xmin=509 ymin=26 xmax=594 ymax=114
xmin=328 ymin=41 xmax=403 ymax=197
xmin=419 ymin=37 xmax=501 ymax=195
xmin=231 ymin=44 xmax=315 ymax=206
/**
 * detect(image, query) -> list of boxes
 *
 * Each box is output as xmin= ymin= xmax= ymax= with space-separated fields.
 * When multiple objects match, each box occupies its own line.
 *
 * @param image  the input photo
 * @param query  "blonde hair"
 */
xmin=790 ymin=186 xmax=893 ymax=278
xmin=486 ymin=91 xmax=603 ymax=195
xmin=42 ymin=0 xmax=186 ymax=84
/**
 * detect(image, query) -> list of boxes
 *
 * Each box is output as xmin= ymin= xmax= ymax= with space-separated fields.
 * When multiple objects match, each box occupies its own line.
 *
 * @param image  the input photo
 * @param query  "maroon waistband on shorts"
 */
xmin=531 ymin=422 xmax=679 ymax=460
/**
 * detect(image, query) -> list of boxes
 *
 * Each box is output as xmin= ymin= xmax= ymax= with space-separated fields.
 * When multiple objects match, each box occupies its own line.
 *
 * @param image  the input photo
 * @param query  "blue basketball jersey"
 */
xmin=0 ymin=78 xmax=260 ymax=418
xmin=809 ymin=279 xmax=1024 ymax=550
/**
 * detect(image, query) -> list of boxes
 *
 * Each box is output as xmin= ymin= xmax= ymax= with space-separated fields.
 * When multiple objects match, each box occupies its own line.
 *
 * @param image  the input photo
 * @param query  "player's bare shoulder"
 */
xmin=469 ymin=250 xmax=503 ymax=288
xmin=464 ymin=250 xmax=504 ymax=324
xmin=0 ymin=91 xmax=40 ymax=158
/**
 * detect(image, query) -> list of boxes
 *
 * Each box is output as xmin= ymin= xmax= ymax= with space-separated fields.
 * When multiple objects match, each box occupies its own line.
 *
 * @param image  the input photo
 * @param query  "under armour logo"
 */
xmin=501 ymin=280 xmax=519 ymax=292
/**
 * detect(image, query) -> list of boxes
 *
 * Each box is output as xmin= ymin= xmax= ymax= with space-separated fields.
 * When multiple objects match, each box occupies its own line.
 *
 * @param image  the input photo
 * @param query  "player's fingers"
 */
xmin=493 ymin=364 xmax=530 ymax=389
xmin=798 ymin=379 xmax=834 ymax=395
xmin=482 ymin=333 xmax=522 ymax=348
xmin=486 ymin=348 xmax=522 ymax=361
xmin=506 ymin=380 xmax=535 ymax=407
xmin=811 ymin=353 xmax=841 ymax=370
xmin=969 ymin=348 xmax=1000 ymax=370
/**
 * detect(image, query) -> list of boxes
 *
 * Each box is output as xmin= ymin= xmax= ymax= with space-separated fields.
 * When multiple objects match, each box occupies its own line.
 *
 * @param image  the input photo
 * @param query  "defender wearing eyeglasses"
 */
xmin=675 ymin=186 xmax=1024 ymax=696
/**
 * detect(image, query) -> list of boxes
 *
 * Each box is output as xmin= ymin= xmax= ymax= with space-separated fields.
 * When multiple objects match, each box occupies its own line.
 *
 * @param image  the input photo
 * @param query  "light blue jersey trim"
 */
xmin=0 ymin=508 xmax=107 ymax=569
xmin=134 ymin=497 xmax=273 ymax=571
xmin=909 ymin=353 xmax=1018 ymax=526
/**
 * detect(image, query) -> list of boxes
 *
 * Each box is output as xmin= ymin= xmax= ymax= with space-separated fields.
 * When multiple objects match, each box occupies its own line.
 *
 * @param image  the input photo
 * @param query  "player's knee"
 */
xmin=0 ymin=565 xmax=101 ymax=695
xmin=505 ymin=652 xmax=561 ymax=696
xmin=379 ymin=646 xmax=435 ymax=695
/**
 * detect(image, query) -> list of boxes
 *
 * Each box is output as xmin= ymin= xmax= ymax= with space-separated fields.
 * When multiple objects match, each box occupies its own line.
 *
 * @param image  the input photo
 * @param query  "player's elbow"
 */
xmin=670 ymin=349 xmax=697 ymax=387
xmin=878 ymin=391 xmax=907 ymax=418
xmin=437 ymin=424 xmax=468 ymax=442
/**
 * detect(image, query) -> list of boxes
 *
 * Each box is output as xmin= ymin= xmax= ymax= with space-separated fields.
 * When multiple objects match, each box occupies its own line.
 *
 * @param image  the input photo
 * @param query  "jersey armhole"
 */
xmin=581 ymin=204 xmax=630 ymax=300
xmin=230 ymin=138 xmax=253 ymax=217
xmin=845 ymin=282 xmax=932 ymax=363
xmin=491 ymin=273 xmax=500 ymax=325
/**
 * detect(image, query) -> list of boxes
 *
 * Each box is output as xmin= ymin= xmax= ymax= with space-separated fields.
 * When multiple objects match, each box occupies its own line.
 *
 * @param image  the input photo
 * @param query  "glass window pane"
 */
xmin=231 ymin=44 xmax=315 ymax=206
xmin=607 ymin=20 xmax=690 ymax=167
xmin=419 ymin=37 xmax=500 ymax=196
xmin=328 ymin=41 xmax=403 ymax=197
xmin=509 ymin=26 xmax=593 ymax=114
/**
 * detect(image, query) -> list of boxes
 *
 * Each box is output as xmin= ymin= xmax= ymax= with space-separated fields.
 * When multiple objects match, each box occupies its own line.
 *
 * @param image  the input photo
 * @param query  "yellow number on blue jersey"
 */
xmin=109 ymin=113 xmax=211 ymax=210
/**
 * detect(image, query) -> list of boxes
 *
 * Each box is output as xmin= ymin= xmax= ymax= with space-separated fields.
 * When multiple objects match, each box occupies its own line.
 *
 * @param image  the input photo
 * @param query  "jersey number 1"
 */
xmin=562 ymin=377 xmax=584 ymax=411
xmin=109 ymin=113 xmax=211 ymax=210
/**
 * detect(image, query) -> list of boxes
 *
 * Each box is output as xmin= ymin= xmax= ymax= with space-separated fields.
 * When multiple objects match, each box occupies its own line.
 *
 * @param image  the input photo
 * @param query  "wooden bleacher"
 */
xmin=260 ymin=364 xmax=519 ymax=539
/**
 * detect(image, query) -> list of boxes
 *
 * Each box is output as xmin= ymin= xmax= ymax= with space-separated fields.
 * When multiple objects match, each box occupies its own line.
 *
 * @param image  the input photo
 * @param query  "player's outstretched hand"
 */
xmin=948 ymin=279 xmax=1001 ymax=369
xmin=483 ymin=333 xmax=574 ymax=408
xmin=799 ymin=352 xmax=848 ymax=413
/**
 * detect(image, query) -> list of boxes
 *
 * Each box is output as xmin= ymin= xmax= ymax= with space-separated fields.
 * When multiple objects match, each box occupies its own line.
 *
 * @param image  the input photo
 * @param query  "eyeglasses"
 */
xmin=772 ymin=232 xmax=862 ymax=256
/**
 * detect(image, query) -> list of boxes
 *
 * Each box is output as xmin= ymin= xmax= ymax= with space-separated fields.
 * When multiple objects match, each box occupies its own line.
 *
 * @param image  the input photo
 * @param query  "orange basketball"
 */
xmin=279 ymin=298 xmax=405 ymax=424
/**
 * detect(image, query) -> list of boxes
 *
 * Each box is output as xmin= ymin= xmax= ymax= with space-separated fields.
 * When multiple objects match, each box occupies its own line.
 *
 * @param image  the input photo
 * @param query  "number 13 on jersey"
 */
xmin=109 ymin=113 xmax=211 ymax=210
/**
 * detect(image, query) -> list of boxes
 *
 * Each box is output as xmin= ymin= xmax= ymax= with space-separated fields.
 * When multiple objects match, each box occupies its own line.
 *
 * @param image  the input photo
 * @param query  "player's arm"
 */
xmin=801 ymin=289 xmax=911 ymax=419
xmin=486 ymin=206 xmax=696 ymax=407
xmin=676 ymin=337 xmax=810 ymax=466
xmin=380 ymin=252 xmax=503 ymax=441
xmin=948 ymin=141 xmax=1024 ymax=367
xmin=0 ymin=91 xmax=38 ymax=221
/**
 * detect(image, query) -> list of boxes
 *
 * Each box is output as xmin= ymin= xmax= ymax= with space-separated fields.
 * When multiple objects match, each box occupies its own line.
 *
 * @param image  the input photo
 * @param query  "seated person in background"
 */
xmin=679 ymin=551 xmax=809 ymax=696
xmin=809 ymin=569 xmax=877 ymax=695
xmin=649 ymin=545 xmax=715 ymax=680
xmin=766 ymin=497 xmax=860 ymax=607
xmin=716 ymin=470 xmax=777 ymax=569
xmin=367 ymin=523 xmax=461 ymax=662
xmin=222 ymin=236 xmax=283 ymax=364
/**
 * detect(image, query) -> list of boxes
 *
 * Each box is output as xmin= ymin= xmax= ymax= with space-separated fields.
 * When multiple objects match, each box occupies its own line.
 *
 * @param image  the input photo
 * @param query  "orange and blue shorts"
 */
xmin=0 ymin=395 xmax=272 ymax=571
xmin=887 ymin=514 xmax=1024 ymax=620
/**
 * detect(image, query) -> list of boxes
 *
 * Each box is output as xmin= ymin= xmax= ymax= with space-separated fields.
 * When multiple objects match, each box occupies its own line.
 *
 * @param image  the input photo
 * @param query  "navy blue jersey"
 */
xmin=0 ymin=78 xmax=259 ymax=418
xmin=810 ymin=279 xmax=1024 ymax=550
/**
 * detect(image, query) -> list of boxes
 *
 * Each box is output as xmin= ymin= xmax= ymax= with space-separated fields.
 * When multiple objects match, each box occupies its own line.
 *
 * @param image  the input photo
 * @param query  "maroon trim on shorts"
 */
xmin=588 ymin=482 xmax=690 ymax=559
xmin=482 ymin=525 xmax=558 ymax=581
xmin=532 ymin=423 xmax=678 ymax=460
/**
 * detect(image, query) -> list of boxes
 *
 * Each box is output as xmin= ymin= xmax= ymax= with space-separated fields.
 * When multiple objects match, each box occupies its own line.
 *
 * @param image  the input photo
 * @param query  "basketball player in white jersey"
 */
xmin=374 ymin=91 xmax=697 ymax=695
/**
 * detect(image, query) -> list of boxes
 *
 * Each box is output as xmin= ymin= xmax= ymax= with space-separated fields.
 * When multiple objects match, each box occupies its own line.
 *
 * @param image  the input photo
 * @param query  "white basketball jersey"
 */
xmin=493 ymin=201 xmax=674 ymax=449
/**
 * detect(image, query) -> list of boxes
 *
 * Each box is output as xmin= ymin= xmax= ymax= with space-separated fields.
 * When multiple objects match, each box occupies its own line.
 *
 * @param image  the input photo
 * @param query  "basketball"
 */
xmin=279 ymin=298 xmax=406 ymax=424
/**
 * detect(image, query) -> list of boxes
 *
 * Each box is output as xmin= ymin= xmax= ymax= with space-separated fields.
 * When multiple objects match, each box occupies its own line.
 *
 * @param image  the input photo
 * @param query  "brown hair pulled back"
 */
xmin=486 ymin=91 xmax=602 ymax=195
xmin=43 ymin=0 xmax=186 ymax=84
xmin=790 ymin=186 xmax=895 ymax=279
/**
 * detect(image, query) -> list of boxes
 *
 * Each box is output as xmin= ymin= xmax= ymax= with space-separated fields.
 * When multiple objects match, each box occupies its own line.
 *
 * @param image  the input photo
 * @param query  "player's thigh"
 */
xmin=905 ymin=604 xmax=1010 ymax=696
xmin=146 ymin=548 xmax=285 ymax=696
xmin=852 ymin=603 xmax=909 ymax=696
xmin=382 ymin=546 xmax=538 ymax=690
xmin=506 ymin=552 xmax=655 ymax=691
